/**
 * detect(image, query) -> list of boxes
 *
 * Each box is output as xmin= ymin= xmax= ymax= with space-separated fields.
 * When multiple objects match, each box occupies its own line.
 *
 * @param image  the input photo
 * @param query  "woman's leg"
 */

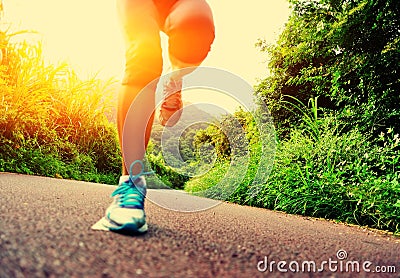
xmin=164 ymin=0 xmax=215 ymax=74
xmin=157 ymin=0 xmax=215 ymax=126
xmin=116 ymin=0 xmax=163 ymax=175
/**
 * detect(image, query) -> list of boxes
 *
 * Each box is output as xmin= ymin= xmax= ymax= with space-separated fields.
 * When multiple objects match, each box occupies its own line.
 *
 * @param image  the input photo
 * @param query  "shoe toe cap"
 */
xmin=107 ymin=207 xmax=145 ymax=225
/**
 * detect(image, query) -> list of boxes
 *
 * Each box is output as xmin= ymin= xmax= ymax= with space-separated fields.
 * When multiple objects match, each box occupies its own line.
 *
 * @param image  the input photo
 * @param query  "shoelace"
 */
xmin=162 ymin=79 xmax=182 ymax=109
xmin=111 ymin=160 xmax=153 ymax=208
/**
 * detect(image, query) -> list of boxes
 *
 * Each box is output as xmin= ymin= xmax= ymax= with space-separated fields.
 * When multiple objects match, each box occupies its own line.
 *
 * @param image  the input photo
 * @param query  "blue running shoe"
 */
xmin=105 ymin=160 xmax=152 ymax=234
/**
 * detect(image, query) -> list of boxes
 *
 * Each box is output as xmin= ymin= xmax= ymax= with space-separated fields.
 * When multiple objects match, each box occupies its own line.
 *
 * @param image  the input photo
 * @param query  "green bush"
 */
xmin=251 ymin=116 xmax=399 ymax=233
xmin=185 ymin=103 xmax=400 ymax=234
xmin=185 ymin=161 xmax=230 ymax=195
xmin=256 ymin=0 xmax=400 ymax=136
xmin=0 ymin=33 xmax=121 ymax=184
xmin=185 ymin=110 xmax=268 ymax=201
xmin=146 ymin=151 xmax=190 ymax=189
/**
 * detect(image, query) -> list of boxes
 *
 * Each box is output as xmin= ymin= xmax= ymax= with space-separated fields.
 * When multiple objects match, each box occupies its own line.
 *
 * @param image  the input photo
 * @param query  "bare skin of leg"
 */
xmin=117 ymin=84 xmax=155 ymax=176
xmin=169 ymin=55 xmax=201 ymax=81
xmin=117 ymin=58 xmax=199 ymax=176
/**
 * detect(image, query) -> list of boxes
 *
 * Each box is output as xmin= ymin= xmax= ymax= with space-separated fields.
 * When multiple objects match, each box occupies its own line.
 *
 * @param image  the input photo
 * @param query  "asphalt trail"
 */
xmin=1 ymin=173 xmax=399 ymax=277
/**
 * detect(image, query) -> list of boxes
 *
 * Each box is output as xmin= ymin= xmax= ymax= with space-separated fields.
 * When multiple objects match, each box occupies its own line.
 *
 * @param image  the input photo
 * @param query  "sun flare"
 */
xmin=3 ymin=0 xmax=290 ymax=82
xmin=4 ymin=0 xmax=125 ymax=79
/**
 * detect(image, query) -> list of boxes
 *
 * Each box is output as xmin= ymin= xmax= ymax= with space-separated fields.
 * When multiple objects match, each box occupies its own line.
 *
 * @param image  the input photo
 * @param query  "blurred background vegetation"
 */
xmin=0 ymin=28 xmax=121 ymax=184
xmin=0 ymin=0 xmax=399 ymax=234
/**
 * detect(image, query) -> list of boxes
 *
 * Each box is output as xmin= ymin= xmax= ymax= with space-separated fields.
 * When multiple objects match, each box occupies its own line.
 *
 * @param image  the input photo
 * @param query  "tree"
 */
xmin=256 ymin=0 xmax=400 ymax=135
xmin=328 ymin=0 xmax=400 ymax=133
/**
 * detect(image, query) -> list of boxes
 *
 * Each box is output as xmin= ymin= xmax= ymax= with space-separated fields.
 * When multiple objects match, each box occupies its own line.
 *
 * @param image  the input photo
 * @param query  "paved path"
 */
xmin=0 ymin=173 xmax=399 ymax=277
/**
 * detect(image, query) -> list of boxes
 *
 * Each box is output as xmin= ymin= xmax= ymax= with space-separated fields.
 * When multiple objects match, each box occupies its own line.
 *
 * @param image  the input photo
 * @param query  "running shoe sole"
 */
xmin=92 ymin=216 xmax=148 ymax=234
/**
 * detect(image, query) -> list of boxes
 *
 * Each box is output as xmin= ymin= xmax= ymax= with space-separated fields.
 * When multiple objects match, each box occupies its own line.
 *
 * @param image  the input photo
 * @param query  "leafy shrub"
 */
xmin=250 ymin=116 xmax=399 ymax=233
xmin=185 ymin=98 xmax=400 ymax=233
xmin=0 ymin=33 xmax=121 ymax=184
xmin=146 ymin=151 xmax=190 ymax=189
xmin=185 ymin=109 xmax=269 ymax=201
xmin=256 ymin=0 xmax=400 ymax=136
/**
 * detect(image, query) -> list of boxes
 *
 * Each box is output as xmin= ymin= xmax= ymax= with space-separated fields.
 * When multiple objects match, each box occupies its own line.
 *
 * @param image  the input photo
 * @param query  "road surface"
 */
xmin=1 ymin=173 xmax=399 ymax=277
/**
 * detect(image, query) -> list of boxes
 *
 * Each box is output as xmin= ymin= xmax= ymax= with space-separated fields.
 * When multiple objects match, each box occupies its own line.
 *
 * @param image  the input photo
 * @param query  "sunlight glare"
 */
xmin=4 ymin=0 xmax=289 ymax=83
xmin=4 ymin=0 xmax=125 ymax=80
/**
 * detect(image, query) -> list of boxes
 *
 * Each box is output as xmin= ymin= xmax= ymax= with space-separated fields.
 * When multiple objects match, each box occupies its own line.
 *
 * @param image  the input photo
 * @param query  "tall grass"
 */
xmin=252 ymin=116 xmax=399 ymax=234
xmin=186 ymin=98 xmax=400 ymax=234
xmin=0 ymin=33 xmax=121 ymax=184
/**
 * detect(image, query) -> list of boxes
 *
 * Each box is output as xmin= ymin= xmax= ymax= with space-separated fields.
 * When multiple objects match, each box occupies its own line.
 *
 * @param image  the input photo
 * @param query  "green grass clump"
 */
xmin=0 ymin=34 xmax=121 ymax=184
xmin=252 ymin=117 xmax=399 ymax=233
xmin=185 ymin=161 xmax=230 ymax=194
xmin=185 ymin=107 xmax=400 ymax=234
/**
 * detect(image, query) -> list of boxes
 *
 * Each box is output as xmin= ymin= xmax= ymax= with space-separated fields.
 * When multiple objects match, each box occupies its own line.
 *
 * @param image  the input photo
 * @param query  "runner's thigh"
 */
xmin=117 ymin=0 xmax=163 ymax=85
xmin=164 ymin=0 xmax=215 ymax=64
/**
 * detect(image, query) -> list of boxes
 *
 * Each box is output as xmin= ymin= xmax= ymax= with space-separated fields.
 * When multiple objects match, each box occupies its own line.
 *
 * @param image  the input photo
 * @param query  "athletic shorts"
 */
xmin=117 ymin=0 xmax=215 ymax=85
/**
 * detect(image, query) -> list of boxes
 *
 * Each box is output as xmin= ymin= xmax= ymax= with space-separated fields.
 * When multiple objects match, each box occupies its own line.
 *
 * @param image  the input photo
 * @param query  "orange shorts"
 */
xmin=117 ymin=0 xmax=215 ymax=86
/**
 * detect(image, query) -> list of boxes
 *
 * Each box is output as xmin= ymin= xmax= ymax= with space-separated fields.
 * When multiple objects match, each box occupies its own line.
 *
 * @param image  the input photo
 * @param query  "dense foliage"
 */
xmin=0 ymin=32 xmax=121 ymax=184
xmin=186 ymin=0 xmax=400 ymax=233
xmin=256 ymin=0 xmax=400 ymax=135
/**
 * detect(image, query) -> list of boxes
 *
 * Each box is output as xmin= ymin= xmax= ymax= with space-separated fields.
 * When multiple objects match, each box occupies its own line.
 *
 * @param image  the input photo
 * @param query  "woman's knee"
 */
xmin=166 ymin=1 xmax=215 ymax=64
